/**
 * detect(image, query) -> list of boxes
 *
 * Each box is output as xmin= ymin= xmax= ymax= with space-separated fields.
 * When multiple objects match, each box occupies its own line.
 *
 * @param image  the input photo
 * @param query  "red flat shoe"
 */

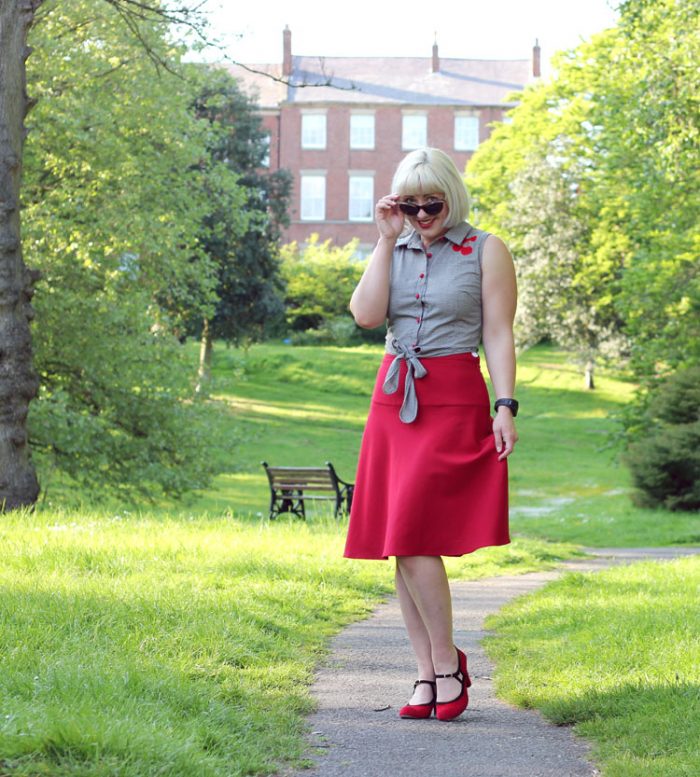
xmin=435 ymin=647 xmax=471 ymax=721
xmin=399 ymin=679 xmax=436 ymax=719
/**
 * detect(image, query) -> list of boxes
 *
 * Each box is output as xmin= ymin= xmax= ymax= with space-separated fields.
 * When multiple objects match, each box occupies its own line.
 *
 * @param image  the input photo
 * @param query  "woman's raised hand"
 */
xmin=375 ymin=194 xmax=405 ymax=241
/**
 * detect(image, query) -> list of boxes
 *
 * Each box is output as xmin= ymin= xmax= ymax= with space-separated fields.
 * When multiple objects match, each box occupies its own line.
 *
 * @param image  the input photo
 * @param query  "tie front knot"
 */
xmin=382 ymin=339 xmax=428 ymax=423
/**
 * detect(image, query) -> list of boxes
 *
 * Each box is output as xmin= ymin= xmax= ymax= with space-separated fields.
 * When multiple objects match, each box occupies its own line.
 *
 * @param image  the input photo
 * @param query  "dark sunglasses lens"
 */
xmin=398 ymin=201 xmax=444 ymax=216
xmin=422 ymin=201 xmax=444 ymax=216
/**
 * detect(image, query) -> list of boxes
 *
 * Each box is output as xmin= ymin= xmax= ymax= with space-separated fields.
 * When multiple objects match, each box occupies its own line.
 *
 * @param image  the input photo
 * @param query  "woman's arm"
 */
xmin=481 ymin=235 xmax=518 ymax=461
xmin=349 ymin=194 xmax=405 ymax=329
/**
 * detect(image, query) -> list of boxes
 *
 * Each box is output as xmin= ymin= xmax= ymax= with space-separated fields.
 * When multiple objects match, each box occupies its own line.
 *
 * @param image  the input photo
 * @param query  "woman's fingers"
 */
xmin=376 ymin=194 xmax=400 ymax=213
xmin=497 ymin=433 xmax=516 ymax=461
xmin=493 ymin=417 xmax=518 ymax=461
xmin=375 ymin=194 xmax=404 ymax=239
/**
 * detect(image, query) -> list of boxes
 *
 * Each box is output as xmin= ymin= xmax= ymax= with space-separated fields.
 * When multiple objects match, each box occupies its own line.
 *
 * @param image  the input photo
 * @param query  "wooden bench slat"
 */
xmin=276 ymin=494 xmax=336 ymax=500
xmin=275 ymin=485 xmax=336 ymax=492
xmin=268 ymin=473 xmax=331 ymax=479
xmin=266 ymin=467 xmax=330 ymax=475
xmin=272 ymin=478 xmax=335 ymax=488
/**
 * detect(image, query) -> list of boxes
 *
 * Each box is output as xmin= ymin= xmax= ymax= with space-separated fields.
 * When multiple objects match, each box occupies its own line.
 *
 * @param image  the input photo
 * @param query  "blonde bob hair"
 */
xmin=391 ymin=147 xmax=470 ymax=229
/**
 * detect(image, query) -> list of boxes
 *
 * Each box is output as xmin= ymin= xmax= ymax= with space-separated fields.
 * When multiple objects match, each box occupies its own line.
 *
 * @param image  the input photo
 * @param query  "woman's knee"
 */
xmin=396 ymin=555 xmax=443 ymax=575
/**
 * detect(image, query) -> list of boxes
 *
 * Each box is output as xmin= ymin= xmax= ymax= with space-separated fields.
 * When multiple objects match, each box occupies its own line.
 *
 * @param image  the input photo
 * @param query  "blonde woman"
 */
xmin=344 ymin=147 xmax=518 ymax=722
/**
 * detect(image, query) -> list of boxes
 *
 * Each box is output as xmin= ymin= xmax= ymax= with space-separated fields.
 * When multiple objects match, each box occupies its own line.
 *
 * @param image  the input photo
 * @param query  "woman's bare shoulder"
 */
xmin=482 ymin=234 xmax=514 ymax=271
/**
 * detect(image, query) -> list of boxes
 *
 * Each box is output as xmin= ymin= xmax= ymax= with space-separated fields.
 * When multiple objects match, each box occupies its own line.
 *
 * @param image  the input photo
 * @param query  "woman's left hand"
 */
xmin=493 ymin=409 xmax=518 ymax=461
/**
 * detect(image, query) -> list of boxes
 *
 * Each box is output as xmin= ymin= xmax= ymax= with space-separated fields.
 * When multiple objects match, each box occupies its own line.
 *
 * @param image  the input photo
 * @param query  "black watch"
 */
xmin=494 ymin=398 xmax=519 ymax=417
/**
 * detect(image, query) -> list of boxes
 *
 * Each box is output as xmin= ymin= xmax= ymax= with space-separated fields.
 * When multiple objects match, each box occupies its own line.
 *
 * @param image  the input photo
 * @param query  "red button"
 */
xmin=416 ymin=317 xmax=421 ymax=323
xmin=426 ymin=252 xmax=432 ymax=258
xmin=419 ymin=273 xmax=425 ymax=279
xmin=415 ymin=293 xmax=420 ymax=299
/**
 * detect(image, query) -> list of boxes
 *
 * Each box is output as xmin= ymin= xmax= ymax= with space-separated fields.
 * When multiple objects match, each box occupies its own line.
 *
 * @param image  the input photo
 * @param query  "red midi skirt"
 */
xmin=344 ymin=352 xmax=510 ymax=560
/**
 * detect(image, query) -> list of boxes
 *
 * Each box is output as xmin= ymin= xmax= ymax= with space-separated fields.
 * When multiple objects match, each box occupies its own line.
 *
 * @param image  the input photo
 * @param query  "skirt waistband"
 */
xmin=374 ymin=352 xmax=490 ymax=419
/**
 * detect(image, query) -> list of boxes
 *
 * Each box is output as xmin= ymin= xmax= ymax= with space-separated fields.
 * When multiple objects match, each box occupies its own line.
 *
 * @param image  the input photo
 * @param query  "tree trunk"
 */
xmin=0 ymin=0 xmax=43 ymax=510
xmin=195 ymin=319 xmax=213 ymax=394
xmin=585 ymin=360 xmax=595 ymax=390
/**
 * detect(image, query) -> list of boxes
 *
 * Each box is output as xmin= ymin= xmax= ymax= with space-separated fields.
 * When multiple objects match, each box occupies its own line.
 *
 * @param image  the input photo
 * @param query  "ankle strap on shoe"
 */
xmin=435 ymin=669 xmax=462 ymax=680
xmin=413 ymin=679 xmax=437 ymax=689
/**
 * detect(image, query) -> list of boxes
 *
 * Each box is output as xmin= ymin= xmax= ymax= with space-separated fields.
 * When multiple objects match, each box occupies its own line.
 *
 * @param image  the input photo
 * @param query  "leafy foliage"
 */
xmin=626 ymin=366 xmax=700 ymax=511
xmin=22 ymin=0 xmax=243 ymax=497
xmin=189 ymin=66 xmax=292 ymax=346
xmin=280 ymin=234 xmax=364 ymax=332
xmin=467 ymin=0 xmax=699 ymax=386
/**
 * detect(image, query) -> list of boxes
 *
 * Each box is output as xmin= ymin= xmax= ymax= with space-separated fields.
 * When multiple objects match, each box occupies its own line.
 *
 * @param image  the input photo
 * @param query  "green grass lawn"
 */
xmin=485 ymin=556 xmax=700 ymax=777
xmin=0 ymin=511 xmax=579 ymax=777
xmin=0 ymin=511 xmax=387 ymax=776
xmin=3 ymin=341 xmax=698 ymax=776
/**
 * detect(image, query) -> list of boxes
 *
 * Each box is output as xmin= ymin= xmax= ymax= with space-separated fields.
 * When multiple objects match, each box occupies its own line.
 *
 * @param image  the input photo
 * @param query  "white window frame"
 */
xmin=301 ymin=112 xmax=327 ymax=150
xmin=260 ymin=132 xmax=271 ymax=167
xmin=348 ymin=174 xmax=374 ymax=222
xmin=300 ymin=173 xmax=326 ymax=221
xmin=402 ymin=113 xmax=427 ymax=150
xmin=350 ymin=113 xmax=375 ymax=150
xmin=454 ymin=114 xmax=480 ymax=151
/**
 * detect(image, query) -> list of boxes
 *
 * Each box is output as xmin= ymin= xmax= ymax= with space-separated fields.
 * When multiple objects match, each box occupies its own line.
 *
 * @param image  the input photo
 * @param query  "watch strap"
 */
xmin=494 ymin=398 xmax=519 ymax=417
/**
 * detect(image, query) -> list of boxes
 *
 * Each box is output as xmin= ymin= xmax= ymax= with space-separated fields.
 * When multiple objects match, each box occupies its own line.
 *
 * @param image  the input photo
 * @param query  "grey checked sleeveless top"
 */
xmin=382 ymin=222 xmax=490 ymax=423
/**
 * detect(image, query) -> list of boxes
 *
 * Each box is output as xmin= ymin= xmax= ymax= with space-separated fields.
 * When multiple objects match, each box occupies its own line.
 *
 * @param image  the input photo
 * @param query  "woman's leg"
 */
xmin=395 ymin=556 xmax=462 ymax=703
xmin=395 ymin=563 xmax=435 ymax=704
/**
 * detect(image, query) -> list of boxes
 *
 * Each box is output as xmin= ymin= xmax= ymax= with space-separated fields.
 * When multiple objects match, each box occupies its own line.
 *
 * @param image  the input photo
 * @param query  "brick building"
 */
xmin=228 ymin=28 xmax=539 ymax=254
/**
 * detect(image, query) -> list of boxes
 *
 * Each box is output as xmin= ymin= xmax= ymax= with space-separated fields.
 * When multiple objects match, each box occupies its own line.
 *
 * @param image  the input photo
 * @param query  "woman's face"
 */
xmin=400 ymin=192 xmax=450 ymax=244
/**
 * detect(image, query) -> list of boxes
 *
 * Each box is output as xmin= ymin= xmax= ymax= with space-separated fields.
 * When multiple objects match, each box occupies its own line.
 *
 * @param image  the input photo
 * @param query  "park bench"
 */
xmin=261 ymin=461 xmax=354 ymax=520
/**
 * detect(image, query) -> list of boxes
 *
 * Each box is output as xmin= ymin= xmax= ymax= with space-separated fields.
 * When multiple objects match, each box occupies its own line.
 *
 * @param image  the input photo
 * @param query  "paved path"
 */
xmin=280 ymin=547 xmax=699 ymax=777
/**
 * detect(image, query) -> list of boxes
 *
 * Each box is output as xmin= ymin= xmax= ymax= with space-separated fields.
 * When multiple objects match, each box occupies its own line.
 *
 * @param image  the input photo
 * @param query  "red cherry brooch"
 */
xmin=452 ymin=234 xmax=478 ymax=254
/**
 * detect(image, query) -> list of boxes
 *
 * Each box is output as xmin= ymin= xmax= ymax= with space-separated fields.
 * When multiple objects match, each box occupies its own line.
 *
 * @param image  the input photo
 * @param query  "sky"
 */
xmin=197 ymin=0 xmax=620 ymax=78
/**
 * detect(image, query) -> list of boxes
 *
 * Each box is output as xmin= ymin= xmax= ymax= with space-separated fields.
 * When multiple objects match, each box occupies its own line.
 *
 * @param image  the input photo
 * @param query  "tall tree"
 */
xmin=0 ymin=0 xmax=42 ymax=508
xmin=19 ymin=0 xmax=242 ymax=499
xmin=190 ymin=66 xmax=291 ymax=390
xmin=0 ymin=0 xmax=256 ymax=504
xmin=588 ymin=0 xmax=700 ymax=385
xmin=467 ymin=0 xmax=699 ymax=391
xmin=504 ymin=153 xmax=616 ymax=388
xmin=467 ymin=45 xmax=627 ymax=385
xmin=0 ymin=0 xmax=211 ymax=508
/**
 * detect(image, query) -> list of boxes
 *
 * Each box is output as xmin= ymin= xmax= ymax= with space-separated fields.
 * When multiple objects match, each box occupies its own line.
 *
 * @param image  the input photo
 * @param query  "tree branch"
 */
xmin=99 ymin=0 xmax=356 ymax=90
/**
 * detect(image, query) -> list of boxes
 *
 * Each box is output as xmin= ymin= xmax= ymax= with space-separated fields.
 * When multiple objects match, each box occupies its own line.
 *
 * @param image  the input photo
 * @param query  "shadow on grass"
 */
xmin=539 ymin=679 xmax=700 ymax=727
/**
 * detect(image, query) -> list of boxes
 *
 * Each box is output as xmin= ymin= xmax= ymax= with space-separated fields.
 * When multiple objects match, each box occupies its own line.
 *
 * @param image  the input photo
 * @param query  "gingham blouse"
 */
xmin=382 ymin=222 xmax=491 ymax=423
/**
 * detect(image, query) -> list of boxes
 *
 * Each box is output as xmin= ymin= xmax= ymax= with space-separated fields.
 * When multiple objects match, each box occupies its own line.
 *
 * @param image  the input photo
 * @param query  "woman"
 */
xmin=344 ymin=147 xmax=518 ymax=722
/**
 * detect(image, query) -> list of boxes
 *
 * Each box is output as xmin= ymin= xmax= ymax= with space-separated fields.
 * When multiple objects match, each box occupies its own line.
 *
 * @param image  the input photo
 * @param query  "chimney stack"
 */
xmin=532 ymin=39 xmax=541 ymax=78
xmin=283 ymin=26 xmax=292 ymax=76
xmin=432 ymin=35 xmax=440 ymax=73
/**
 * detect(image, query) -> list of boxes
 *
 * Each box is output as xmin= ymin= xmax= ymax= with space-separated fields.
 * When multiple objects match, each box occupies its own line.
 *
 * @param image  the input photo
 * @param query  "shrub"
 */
xmin=625 ymin=366 xmax=700 ymax=511
xmin=280 ymin=235 xmax=364 ymax=331
xmin=647 ymin=365 xmax=700 ymax=425
xmin=289 ymin=316 xmax=360 ymax=346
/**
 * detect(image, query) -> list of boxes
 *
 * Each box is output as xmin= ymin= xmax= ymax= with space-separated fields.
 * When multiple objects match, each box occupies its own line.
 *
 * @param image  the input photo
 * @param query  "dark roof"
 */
xmin=228 ymin=55 xmax=531 ymax=109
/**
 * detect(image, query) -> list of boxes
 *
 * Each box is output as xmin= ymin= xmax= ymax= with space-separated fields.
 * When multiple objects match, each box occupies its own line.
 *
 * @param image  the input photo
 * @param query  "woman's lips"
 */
xmin=417 ymin=218 xmax=436 ymax=229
